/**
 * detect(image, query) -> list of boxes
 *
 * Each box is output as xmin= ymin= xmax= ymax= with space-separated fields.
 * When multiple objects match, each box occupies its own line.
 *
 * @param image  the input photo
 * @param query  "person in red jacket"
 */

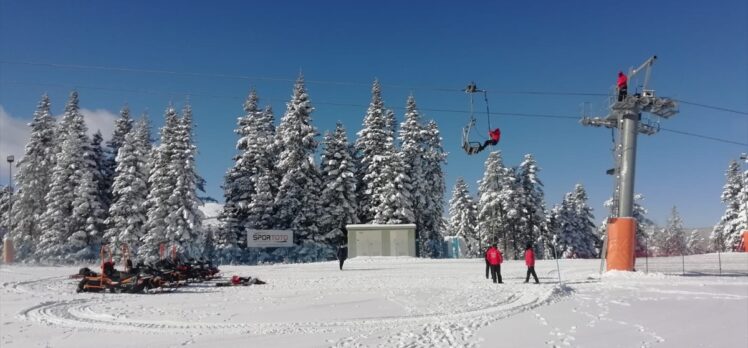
xmin=476 ymin=128 xmax=501 ymax=153
xmin=524 ymin=243 xmax=539 ymax=284
xmin=617 ymin=71 xmax=628 ymax=102
xmin=485 ymin=244 xmax=503 ymax=284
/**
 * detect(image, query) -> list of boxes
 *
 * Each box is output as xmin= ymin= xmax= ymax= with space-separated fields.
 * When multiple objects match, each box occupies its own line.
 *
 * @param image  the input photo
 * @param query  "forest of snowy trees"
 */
xmin=0 ymin=78 xmax=745 ymax=264
xmin=215 ymin=78 xmax=448 ymax=263
xmin=1 ymin=92 xmax=202 ymax=263
xmin=447 ymin=154 xmax=748 ymax=259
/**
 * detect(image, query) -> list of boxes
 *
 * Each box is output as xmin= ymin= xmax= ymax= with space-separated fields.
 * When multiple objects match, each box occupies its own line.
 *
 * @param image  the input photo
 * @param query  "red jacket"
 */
xmin=617 ymin=72 xmax=628 ymax=89
xmin=525 ymin=249 xmax=535 ymax=267
xmin=489 ymin=128 xmax=501 ymax=142
xmin=486 ymin=247 xmax=503 ymax=265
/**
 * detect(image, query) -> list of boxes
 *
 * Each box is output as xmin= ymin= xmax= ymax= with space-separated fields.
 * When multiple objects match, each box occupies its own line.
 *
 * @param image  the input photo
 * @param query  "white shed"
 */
xmin=346 ymin=224 xmax=416 ymax=257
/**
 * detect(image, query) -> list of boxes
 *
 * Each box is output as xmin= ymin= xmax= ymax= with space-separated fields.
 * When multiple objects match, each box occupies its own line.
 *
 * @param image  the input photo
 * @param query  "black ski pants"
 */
xmin=525 ymin=266 xmax=539 ymax=283
xmin=490 ymin=264 xmax=502 ymax=283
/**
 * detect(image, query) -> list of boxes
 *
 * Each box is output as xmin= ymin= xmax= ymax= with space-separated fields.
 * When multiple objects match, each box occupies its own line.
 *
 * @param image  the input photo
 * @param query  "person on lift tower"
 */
xmin=617 ymin=71 xmax=628 ymax=102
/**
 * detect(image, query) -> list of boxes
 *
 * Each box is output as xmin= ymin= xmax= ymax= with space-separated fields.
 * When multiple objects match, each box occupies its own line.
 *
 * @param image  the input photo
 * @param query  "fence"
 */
xmin=634 ymin=252 xmax=748 ymax=276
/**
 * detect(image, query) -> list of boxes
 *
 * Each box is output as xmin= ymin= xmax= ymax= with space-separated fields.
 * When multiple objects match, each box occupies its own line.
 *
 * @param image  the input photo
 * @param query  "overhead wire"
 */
xmin=4 ymin=60 xmax=746 ymax=117
xmin=0 ymin=60 xmax=608 ymax=97
xmin=659 ymin=128 xmax=747 ymax=146
xmin=1 ymin=64 xmax=746 ymax=146
xmin=1 ymin=80 xmax=582 ymax=119
xmin=672 ymin=99 xmax=748 ymax=116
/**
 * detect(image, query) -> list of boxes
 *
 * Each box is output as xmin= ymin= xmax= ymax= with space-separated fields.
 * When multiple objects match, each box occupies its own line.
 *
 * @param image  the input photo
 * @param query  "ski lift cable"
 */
xmin=4 ymin=79 xmax=746 ymax=147
xmin=672 ymin=99 xmax=748 ymax=116
xmin=2 ymin=60 xmax=746 ymax=115
xmin=2 ymin=80 xmax=578 ymax=119
xmin=659 ymin=128 xmax=748 ymax=146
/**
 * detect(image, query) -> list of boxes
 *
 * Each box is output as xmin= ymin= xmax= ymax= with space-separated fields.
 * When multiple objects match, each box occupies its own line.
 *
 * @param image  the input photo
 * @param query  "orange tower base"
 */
xmin=742 ymin=231 xmax=748 ymax=252
xmin=606 ymin=217 xmax=636 ymax=271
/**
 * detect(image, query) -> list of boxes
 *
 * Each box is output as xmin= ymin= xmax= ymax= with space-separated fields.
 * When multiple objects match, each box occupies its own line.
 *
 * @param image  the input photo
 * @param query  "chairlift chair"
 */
xmin=461 ymin=82 xmax=498 ymax=155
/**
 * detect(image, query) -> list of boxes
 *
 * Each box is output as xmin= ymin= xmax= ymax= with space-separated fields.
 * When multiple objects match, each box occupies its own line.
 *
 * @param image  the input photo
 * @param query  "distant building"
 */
xmin=346 ymin=224 xmax=416 ymax=257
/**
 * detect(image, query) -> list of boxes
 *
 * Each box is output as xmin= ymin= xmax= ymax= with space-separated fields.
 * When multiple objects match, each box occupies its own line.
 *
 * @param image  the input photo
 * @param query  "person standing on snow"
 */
xmin=336 ymin=243 xmax=348 ymax=270
xmin=485 ymin=244 xmax=503 ymax=283
xmin=524 ymin=243 xmax=539 ymax=284
xmin=617 ymin=71 xmax=628 ymax=102
xmin=336 ymin=225 xmax=349 ymax=270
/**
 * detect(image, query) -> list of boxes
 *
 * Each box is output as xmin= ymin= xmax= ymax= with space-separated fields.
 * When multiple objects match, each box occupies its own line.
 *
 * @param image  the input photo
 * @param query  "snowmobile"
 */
xmin=76 ymin=246 xmax=164 ymax=293
xmin=76 ymin=260 xmax=164 ymax=293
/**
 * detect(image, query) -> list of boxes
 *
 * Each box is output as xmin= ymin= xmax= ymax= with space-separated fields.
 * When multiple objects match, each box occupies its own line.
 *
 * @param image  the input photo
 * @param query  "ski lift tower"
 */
xmin=581 ymin=55 xmax=679 ymax=271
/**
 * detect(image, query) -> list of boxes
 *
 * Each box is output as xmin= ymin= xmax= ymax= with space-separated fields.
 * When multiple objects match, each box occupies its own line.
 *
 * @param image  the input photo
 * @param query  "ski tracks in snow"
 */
xmin=4 ymin=261 xmax=574 ymax=347
xmin=333 ymin=283 xmax=573 ymax=347
xmin=539 ymin=280 xmax=666 ymax=348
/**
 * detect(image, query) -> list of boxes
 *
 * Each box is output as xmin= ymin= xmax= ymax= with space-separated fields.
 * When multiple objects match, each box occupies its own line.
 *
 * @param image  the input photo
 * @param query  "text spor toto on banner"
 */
xmin=247 ymin=230 xmax=294 ymax=248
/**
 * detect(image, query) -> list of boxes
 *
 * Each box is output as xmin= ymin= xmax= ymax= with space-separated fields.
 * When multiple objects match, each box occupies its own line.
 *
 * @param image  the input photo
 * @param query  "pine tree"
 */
xmin=222 ymin=91 xmax=262 ymax=235
xmin=319 ymin=123 xmax=358 ymax=246
xmin=655 ymin=206 xmax=686 ymax=256
xmin=498 ymin=165 xmax=524 ymax=259
xmin=164 ymin=104 xmax=204 ymax=258
xmin=374 ymin=109 xmax=414 ymax=225
xmin=67 ymin=169 xmax=105 ymax=260
xmin=136 ymin=114 xmax=154 ymax=190
xmin=140 ymin=106 xmax=180 ymax=262
xmin=572 ymin=184 xmax=598 ymax=258
xmin=685 ymin=229 xmax=705 ymax=255
xmin=355 ymin=80 xmax=388 ymax=223
xmin=398 ymin=97 xmax=428 ymax=244
xmin=477 ymin=151 xmax=508 ymax=251
xmin=274 ymin=75 xmax=322 ymax=246
xmin=102 ymin=107 xmax=133 ymax=213
xmin=420 ymin=120 xmax=447 ymax=257
xmin=9 ymin=94 xmax=57 ymax=259
xmin=104 ymin=121 xmax=149 ymax=253
xmin=218 ymin=91 xmax=278 ymax=262
xmin=246 ymin=170 xmax=277 ymax=230
xmin=517 ymin=154 xmax=547 ymax=257
xmin=88 ymin=131 xmax=109 ymax=224
xmin=711 ymin=160 xmax=746 ymax=251
xmin=448 ymin=178 xmax=478 ymax=256
xmin=37 ymin=91 xmax=91 ymax=261
xmin=243 ymin=105 xmax=278 ymax=237
xmin=550 ymin=184 xmax=598 ymax=258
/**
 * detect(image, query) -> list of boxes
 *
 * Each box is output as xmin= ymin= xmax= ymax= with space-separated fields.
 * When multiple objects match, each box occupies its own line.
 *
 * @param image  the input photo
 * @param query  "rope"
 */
xmin=483 ymin=90 xmax=491 ymax=130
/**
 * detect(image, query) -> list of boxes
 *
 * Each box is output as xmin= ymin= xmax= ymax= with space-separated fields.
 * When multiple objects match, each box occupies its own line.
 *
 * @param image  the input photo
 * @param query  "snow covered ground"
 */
xmin=1 ymin=253 xmax=746 ymax=348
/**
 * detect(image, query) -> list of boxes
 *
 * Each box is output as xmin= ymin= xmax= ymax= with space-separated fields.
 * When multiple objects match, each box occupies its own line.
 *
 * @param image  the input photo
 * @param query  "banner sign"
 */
xmin=247 ymin=229 xmax=294 ymax=248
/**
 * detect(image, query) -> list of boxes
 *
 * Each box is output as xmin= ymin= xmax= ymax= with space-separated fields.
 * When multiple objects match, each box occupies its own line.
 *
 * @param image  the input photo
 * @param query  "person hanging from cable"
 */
xmin=482 ymin=128 xmax=501 ymax=150
xmin=617 ymin=71 xmax=628 ymax=102
xmin=470 ymin=127 xmax=501 ymax=154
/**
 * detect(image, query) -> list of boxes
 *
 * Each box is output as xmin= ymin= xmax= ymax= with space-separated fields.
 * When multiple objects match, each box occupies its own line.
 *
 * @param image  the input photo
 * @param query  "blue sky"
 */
xmin=0 ymin=0 xmax=746 ymax=228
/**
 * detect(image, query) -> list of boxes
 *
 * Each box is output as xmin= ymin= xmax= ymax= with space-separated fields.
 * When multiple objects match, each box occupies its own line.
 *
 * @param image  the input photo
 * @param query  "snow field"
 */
xmin=1 ymin=253 xmax=747 ymax=347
